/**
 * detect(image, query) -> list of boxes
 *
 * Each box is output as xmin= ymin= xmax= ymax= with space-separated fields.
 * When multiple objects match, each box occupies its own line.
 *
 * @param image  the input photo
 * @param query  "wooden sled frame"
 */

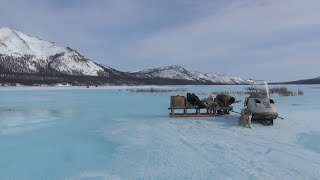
xmin=168 ymin=95 xmax=231 ymax=117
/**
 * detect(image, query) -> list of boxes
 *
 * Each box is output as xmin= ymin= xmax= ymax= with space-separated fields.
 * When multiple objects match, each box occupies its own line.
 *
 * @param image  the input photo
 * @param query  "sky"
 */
xmin=0 ymin=0 xmax=320 ymax=81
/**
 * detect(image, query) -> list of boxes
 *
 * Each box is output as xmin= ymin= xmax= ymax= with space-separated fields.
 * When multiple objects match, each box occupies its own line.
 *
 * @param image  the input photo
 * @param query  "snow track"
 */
xmin=100 ymin=114 xmax=320 ymax=179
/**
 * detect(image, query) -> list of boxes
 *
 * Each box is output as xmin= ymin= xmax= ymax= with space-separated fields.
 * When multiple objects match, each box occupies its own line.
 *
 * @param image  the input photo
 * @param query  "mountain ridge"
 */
xmin=0 ymin=27 xmax=253 ymax=86
xmin=131 ymin=65 xmax=253 ymax=84
xmin=275 ymin=77 xmax=320 ymax=85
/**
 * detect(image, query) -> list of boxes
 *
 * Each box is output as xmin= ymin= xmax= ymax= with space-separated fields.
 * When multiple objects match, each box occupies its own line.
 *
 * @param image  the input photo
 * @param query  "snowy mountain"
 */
xmin=0 ymin=27 xmax=254 ymax=85
xmin=132 ymin=65 xmax=253 ymax=84
xmin=0 ymin=27 xmax=107 ymax=76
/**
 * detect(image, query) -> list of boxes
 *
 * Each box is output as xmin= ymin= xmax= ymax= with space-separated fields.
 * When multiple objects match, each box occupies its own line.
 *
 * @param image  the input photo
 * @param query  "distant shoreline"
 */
xmin=0 ymin=84 xmax=319 ymax=91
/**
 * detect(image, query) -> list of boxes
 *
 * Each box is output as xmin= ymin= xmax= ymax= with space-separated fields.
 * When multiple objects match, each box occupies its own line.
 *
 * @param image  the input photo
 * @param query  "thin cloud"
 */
xmin=0 ymin=0 xmax=319 ymax=81
xmin=126 ymin=0 xmax=320 ymax=81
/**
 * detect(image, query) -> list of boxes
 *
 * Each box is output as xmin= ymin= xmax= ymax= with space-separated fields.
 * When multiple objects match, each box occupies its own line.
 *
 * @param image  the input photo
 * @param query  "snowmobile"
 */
xmin=244 ymin=80 xmax=278 ymax=125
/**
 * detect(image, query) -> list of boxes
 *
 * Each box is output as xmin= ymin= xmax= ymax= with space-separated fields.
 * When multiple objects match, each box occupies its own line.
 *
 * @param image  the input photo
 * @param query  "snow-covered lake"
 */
xmin=0 ymin=85 xmax=320 ymax=179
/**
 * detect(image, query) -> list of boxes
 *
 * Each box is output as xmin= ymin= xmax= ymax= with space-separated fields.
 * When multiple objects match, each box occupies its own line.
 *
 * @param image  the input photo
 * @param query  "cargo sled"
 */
xmin=169 ymin=93 xmax=233 ymax=117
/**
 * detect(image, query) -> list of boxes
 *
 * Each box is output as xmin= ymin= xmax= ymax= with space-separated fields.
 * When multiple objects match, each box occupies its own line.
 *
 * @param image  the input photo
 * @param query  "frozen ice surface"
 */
xmin=0 ymin=85 xmax=320 ymax=179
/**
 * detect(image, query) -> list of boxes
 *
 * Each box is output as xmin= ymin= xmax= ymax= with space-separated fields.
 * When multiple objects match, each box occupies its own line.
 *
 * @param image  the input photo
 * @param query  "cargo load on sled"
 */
xmin=169 ymin=93 xmax=236 ymax=117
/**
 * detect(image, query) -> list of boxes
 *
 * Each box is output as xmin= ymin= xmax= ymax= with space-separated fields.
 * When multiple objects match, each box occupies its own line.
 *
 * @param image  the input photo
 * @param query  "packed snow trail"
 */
xmin=99 ymin=114 xmax=320 ymax=179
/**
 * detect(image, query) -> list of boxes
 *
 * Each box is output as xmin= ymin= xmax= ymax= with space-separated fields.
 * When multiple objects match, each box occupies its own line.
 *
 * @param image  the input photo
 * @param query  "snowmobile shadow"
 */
xmin=167 ymin=114 xmax=242 ymax=129
xmin=168 ymin=114 xmax=241 ymax=129
xmin=208 ymin=114 xmax=241 ymax=128
xmin=127 ymin=114 xmax=168 ymax=119
xmin=200 ymin=114 xmax=263 ymax=129
xmin=167 ymin=113 xmax=269 ymax=129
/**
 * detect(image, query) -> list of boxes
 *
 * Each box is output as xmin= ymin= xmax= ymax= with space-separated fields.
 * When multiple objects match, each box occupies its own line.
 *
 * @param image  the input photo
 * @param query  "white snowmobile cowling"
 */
xmin=244 ymin=80 xmax=278 ymax=125
xmin=246 ymin=98 xmax=278 ymax=119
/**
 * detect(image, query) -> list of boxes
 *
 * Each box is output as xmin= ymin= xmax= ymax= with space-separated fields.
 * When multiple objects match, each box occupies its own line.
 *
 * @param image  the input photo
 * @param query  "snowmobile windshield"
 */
xmin=249 ymin=81 xmax=270 ymax=99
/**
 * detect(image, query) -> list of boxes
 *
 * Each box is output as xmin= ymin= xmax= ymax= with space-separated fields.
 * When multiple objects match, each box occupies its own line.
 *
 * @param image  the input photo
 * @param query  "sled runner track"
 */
xmin=135 ymin=121 xmax=224 ymax=179
xmin=101 ymin=115 xmax=320 ymax=179
xmin=163 ymin=119 xmax=310 ymax=178
xmin=213 ymin=116 xmax=316 ymax=153
xmin=242 ymin=133 xmax=306 ymax=152
xmin=160 ymin=122 xmax=262 ymax=178
xmin=195 ymin=119 xmax=320 ymax=166
xmin=165 ymin=118 xmax=320 ymax=178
